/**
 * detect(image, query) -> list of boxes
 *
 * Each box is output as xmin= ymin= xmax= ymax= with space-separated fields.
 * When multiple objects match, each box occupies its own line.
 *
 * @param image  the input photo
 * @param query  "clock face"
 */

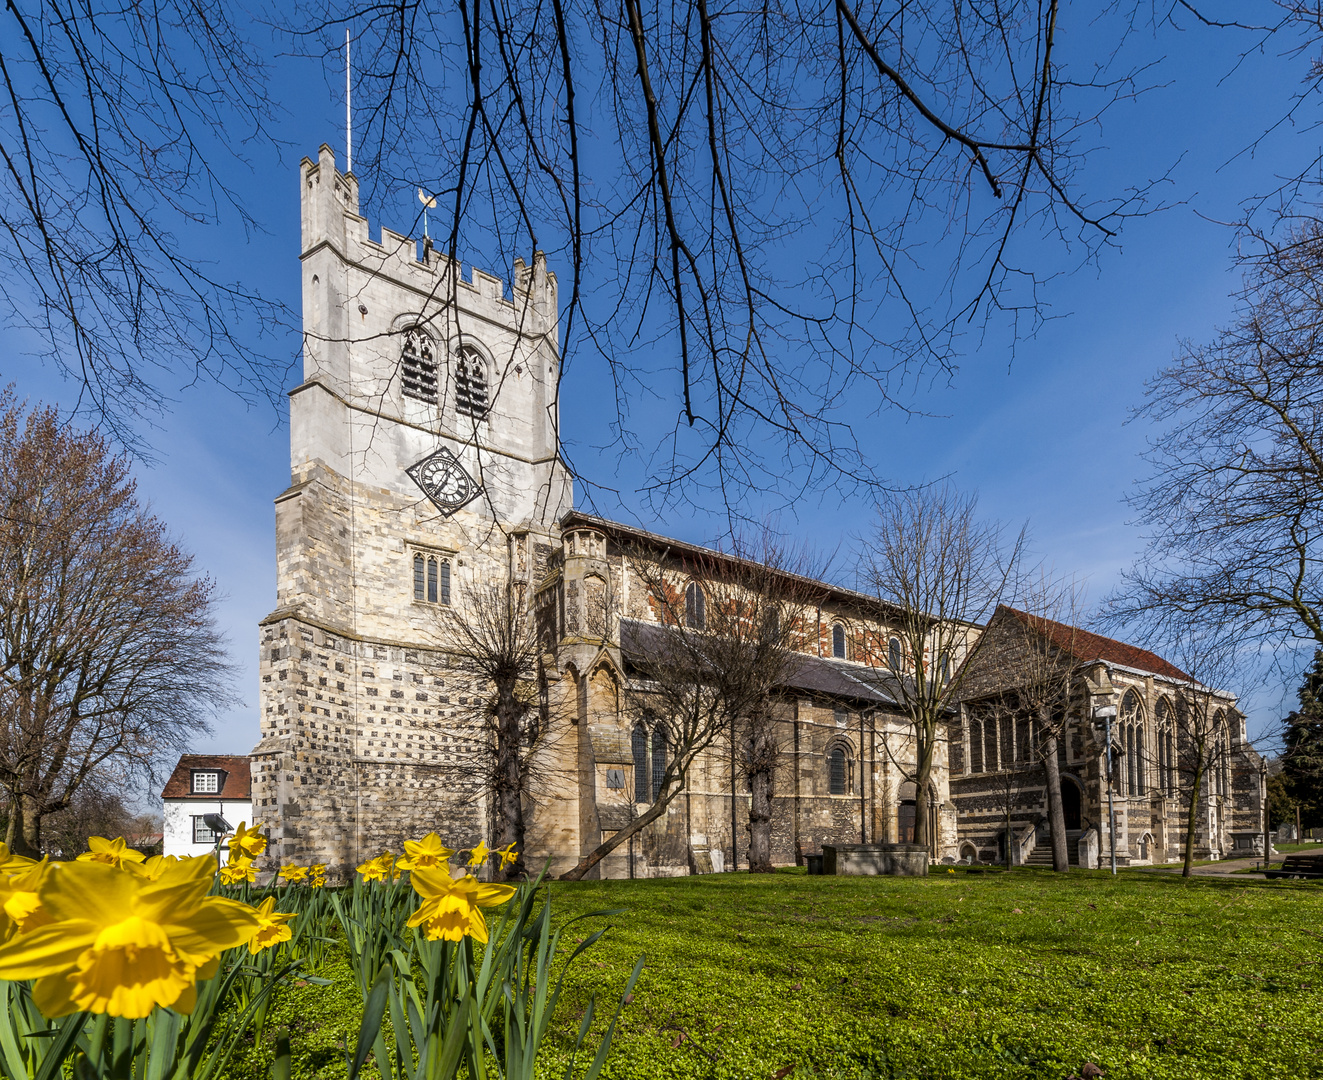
xmin=406 ymin=447 xmax=480 ymax=516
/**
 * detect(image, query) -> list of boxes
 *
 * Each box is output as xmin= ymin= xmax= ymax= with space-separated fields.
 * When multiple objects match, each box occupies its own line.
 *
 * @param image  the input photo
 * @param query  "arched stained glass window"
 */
xmin=685 ymin=582 xmax=706 ymax=630
xmin=828 ymin=746 xmax=847 ymax=795
xmin=651 ymin=727 xmax=668 ymax=801
xmin=632 ymin=724 xmax=649 ymax=803
xmin=832 ymin=623 xmax=846 ymax=659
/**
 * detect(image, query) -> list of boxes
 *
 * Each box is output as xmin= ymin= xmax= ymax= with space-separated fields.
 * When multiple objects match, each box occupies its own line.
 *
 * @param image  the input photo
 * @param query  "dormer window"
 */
xmin=401 ymin=329 xmax=438 ymax=403
xmin=191 ymin=770 xmax=222 ymax=795
xmin=456 ymin=347 xmax=489 ymax=419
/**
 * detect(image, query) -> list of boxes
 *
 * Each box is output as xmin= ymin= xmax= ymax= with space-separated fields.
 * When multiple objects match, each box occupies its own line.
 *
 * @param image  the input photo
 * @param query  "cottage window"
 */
xmin=191 ymin=770 xmax=221 ymax=795
xmin=832 ymin=623 xmax=847 ymax=659
xmin=192 ymin=816 xmax=216 ymax=844
xmin=456 ymin=348 xmax=489 ymax=419
xmin=401 ymin=330 xmax=438 ymax=403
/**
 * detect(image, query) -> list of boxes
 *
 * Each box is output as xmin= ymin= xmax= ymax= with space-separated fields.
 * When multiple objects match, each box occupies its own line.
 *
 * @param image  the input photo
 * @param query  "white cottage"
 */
xmin=161 ymin=755 xmax=253 ymax=860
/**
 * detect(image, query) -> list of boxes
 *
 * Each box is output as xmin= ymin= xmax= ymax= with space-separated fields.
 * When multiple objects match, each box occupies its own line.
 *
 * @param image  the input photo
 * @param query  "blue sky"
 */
xmin=7 ymin=11 xmax=1317 ymax=776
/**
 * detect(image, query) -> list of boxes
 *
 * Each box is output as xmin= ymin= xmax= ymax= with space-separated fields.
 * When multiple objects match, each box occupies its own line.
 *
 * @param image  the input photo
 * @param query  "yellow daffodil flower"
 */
xmin=278 ymin=865 xmax=308 ymax=885
xmin=248 ymin=897 xmax=295 ymax=954
xmin=466 ymin=842 xmax=490 ymax=869
xmin=309 ymin=864 xmax=327 ymax=889
xmin=77 ymin=836 xmax=146 ymax=869
xmin=227 ymin=821 xmax=267 ymax=860
xmin=0 ymin=856 xmax=260 ymax=1018
xmin=406 ymin=866 xmax=515 ymax=944
xmin=396 ymin=832 xmax=455 ymax=871
xmin=0 ymin=861 xmax=53 ymax=941
xmin=356 ymin=853 xmax=393 ymax=883
xmin=0 ymin=843 xmax=37 ymax=877
xmin=129 ymin=855 xmax=180 ymax=881
xmin=219 ymin=857 xmax=256 ymax=886
xmin=495 ymin=843 xmax=519 ymax=871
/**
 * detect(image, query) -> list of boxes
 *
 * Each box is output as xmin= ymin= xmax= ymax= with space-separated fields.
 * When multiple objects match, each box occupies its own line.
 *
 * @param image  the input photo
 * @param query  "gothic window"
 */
xmin=650 ymin=726 xmax=668 ymax=801
xmin=832 ymin=623 xmax=847 ymax=659
xmin=632 ymin=724 xmax=649 ymax=802
xmin=401 ymin=330 xmax=438 ymax=403
xmin=828 ymin=746 xmax=847 ymax=794
xmin=411 ymin=551 xmax=452 ymax=605
xmin=1135 ymin=726 xmax=1146 ymax=795
xmin=685 ymin=582 xmax=706 ymax=630
xmin=1120 ymin=690 xmax=1142 ymax=797
xmin=888 ymin=637 xmax=903 ymax=671
xmin=968 ymin=717 xmax=984 ymax=773
xmin=456 ymin=347 xmax=489 ymax=419
xmin=984 ymin=716 xmax=998 ymax=772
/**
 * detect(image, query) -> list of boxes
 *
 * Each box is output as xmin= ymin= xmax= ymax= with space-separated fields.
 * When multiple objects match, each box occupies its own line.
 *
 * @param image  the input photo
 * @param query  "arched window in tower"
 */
xmin=684 ymin=582 xmax=706 ymax=630
xmin=832 ymin=622 xmax=847 ymax=659
xmin=631 ymin=724 xmax=649 ymax=803
xmin=410 ymin=551 xmax=452 ymax=606
xmin=650 ymin=726 xmax=668 ymax=801
xmin=455 ymin=347 xmax=490 ymax=419
xmin=401 ymin=330 xmax=438 ymax=403
xmin=828 ymin=745 xmax=848 ymax=795
xmin=413 ymin=553 xmax=425 ymax=601
xmin=888 ymin=637 xmax=903 ymax=672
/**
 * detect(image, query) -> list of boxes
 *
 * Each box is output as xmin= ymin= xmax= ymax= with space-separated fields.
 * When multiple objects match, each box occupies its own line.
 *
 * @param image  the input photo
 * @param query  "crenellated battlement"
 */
xmin=299 ymin=145 xmax=557 ymax=319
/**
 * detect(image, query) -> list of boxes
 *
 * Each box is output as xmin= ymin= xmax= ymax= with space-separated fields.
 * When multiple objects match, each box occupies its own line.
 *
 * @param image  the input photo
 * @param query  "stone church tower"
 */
xmin=251 ymin=146 xmax=572 ymax=868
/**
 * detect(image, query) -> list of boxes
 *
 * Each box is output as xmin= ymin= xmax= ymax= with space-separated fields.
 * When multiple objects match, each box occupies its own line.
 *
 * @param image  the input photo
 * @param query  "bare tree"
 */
xmin=860 ymin=485 xmax=1025 ymax=854
xmin=0 ymin=1 xmax=290 ymax=447
xmin=1112 ymin=220 xmax=1323 ymax=667
xmin=434 ymin=580 xmax=552 ymax=880
xmin=558 ymin=543 xmax=807 ymax=880
xmin=0 ymin=393 xmax=234 ymax=855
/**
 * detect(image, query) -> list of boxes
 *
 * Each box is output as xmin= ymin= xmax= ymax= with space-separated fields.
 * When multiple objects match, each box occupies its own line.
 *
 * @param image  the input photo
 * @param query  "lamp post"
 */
xmin=1093 ymin=703 xmax=1118 ymax=875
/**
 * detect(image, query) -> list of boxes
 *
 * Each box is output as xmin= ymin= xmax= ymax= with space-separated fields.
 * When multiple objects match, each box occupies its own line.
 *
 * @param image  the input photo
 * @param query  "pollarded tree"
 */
xmin=0 ymin=392 xmax=233 ymax=855
xmin=558 ymin=543 xmax=809 ymax=880
xmin=860 ymin=484 xmax=1026 ymax=853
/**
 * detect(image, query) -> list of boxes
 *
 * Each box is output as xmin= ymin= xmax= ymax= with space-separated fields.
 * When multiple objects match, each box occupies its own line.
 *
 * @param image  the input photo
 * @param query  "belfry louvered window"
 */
xmin=456 ymin=348 xmax=489 ymax=419
xmin=401 ymin=330 xmax=438 ymax=403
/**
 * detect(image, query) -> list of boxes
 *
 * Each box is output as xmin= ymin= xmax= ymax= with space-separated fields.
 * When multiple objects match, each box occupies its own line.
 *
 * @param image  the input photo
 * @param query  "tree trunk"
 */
xmin=12 ymin=793 xmax=41 ymax=858
xmin=913 ymin=739 xmax=934 ymax=854
xmin=1042 ymin=729 xmax=1069 ymax=872
xmin=747 ymin=766 xmax=773 ymax=873
xmin=559 ymin=783 xmax=677 ymax=881
xmin=493 ymin=686 xmax=527 ymax=881
xmin=1183 ymin=760 xmax=1205 ymax=878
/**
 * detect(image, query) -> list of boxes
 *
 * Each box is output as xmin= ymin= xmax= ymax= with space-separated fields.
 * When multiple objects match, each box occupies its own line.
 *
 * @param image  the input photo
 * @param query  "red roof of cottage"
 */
xmin=994 ymin=605 xmax=1194 ymax=683
xmin=161 ymin=755 xmax=251 ymax=800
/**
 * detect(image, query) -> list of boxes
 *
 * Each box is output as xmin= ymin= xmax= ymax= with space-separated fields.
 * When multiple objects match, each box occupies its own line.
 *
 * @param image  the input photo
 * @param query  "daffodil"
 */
xmin=248 ymin=897 xmax=295 ymax=954
xmin=278 ymin=865 xmax=308 ymax=885
xmin=129 ymin=855 xmax=180 ymax=881
xmin=0 ymin=861 xmax=53 ymax=941
xmin=406 ymin=866 xmax=515 ymax=943
xmin=356 ymin=853 xmax=393 ymax=883
xmin=397 ymin=832 xmax=454 ymax=871
xmin=219 ymin=857 xmax=256 ymax=886
xmin=0 ymin=843 xmax=37 ymax=876
xmin=77 ymin=836 xmax=146 ymax=869
xmin=0 ymin=856 xmax=260 ymax=1018
xmin=309 ymin=864 xmax=327 ymax=889
xmin=228 ymin=821 xmax=267 ymax=860
xmin=466 ymin=842 xmax=490 ymax=869
xmin=494 ymin=843 xmax=519 ymax=871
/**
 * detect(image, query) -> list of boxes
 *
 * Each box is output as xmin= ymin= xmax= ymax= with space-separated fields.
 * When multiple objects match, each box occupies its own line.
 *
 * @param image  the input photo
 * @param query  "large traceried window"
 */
xmin=1120 ymin=690 xmax=1142 ymax=796
xmin=456 ymin=347 xmax=490 ymax=419
xmin=412 ymin=552 xmax=452 ymax=605
xmin=401 ymin=329 xmax=438 ymax=403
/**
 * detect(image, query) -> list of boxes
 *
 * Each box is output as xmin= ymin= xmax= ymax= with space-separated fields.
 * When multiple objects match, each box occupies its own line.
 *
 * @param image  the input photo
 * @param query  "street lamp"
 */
xmin=203 ymin=813 xmax=233 ymax=876
xmin=1093 ymin=703 xmax=1118 ymax=875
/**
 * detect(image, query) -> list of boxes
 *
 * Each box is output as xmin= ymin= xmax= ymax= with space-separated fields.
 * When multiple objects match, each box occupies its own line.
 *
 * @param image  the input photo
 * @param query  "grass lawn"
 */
xmin=240 ymin=868 xmax=1323 ymax=1080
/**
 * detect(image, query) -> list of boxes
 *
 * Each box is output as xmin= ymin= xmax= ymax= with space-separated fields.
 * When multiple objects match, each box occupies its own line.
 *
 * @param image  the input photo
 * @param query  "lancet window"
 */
xmin=401 ymin=330 xmax=438 ymax=403
xmin=412 ymin=551 xmax=452 ymax=605
xmin=456 ymin=347 xmax=489 ymax=419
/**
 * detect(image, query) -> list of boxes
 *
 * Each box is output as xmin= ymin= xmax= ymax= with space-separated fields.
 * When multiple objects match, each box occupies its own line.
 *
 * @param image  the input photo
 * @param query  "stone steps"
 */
xmin=1024 ymin=829 xmax=1082 ymax=866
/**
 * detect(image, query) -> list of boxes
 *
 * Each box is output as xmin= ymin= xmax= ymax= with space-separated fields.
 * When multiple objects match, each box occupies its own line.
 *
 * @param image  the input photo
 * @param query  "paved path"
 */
xmin=1136 ymin=854 xmax=1284 ymax=878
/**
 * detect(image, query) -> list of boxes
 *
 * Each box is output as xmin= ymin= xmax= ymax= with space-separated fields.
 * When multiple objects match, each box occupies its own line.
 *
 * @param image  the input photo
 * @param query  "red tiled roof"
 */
xmin=994 ymin=605 xmax=1194 ymax=683
xmin=161 ymin=755 xmax=251 ymax=800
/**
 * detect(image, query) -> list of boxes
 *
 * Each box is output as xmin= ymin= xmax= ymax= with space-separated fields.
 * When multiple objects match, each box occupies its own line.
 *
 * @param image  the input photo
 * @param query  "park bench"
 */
xmin=1263 ymin=853 xmax=1323 ymax=880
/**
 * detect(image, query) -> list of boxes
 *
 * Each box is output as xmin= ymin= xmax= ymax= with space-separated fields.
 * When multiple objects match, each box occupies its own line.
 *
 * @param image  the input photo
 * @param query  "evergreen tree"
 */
xmin=1280 ymin=652 xmax=1323 ymax=830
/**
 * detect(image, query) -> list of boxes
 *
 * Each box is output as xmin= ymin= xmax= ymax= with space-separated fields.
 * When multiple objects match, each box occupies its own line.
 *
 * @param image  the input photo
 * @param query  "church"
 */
xmin=250 ymin=146 xmax=1264 ymax=876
